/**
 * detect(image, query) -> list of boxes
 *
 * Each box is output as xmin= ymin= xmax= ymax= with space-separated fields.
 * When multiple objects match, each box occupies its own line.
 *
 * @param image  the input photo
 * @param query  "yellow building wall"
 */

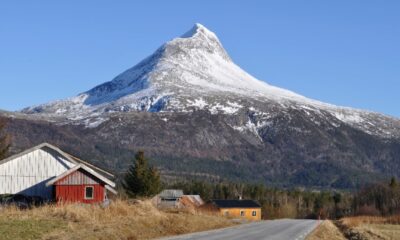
xmin=219 ymin=208 xmax=261 ymax=221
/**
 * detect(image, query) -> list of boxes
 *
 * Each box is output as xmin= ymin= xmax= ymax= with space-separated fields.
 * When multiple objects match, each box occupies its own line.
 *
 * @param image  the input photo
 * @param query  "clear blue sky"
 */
xmin=1 ymin=1 xmax=399 ymax=117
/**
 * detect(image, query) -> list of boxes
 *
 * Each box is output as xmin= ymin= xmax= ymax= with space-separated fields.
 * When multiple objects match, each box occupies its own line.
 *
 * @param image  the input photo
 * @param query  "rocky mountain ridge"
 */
xmin=2 ymin=24 xmax=400 ymax=188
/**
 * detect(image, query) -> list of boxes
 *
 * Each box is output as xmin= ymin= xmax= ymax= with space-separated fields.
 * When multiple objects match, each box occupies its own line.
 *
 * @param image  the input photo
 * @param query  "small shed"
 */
xmin=46 ymin=164 xmax=116 ymax=204
xmin=154 ymin=189 xmax=184 ymax=208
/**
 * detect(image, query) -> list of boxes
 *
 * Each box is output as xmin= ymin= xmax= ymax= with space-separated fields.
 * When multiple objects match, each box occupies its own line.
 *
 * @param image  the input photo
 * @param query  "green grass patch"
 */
xmin=0 ymin=218 xmax=65 ymax=240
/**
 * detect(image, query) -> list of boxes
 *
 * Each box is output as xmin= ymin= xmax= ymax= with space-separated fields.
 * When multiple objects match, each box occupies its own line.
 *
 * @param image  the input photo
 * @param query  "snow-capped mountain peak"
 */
xmin=179 ymin=23 xmax=231 ymax=61
xmin=15 ymin=23 xmax=360 ymax=113
xmin=9 ymin=23 xmax=400 ymax=190
xmin=181 ymin=23 xmax=216 ymax=38
xmin=21 ymin=24 xmax=400 ymax=138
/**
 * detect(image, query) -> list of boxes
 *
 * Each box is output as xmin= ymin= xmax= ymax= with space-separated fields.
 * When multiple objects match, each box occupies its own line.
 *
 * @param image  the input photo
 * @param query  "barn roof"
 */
xmin=46 ymin=164 xmax=116 ymax=188
xmin=0 ymin=143 xmax=114 ymax=177
xmin=212 ymin=199 xmax=261 ymax=208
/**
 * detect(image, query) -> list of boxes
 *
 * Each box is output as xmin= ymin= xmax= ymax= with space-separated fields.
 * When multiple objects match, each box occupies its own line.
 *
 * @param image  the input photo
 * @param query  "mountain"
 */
xmin=3 ymin=24 xmax=400 ymax=189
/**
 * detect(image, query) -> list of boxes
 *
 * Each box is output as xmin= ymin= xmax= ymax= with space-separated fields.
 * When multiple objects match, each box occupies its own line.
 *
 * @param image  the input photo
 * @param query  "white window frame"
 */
xmin=85 ymin=186 xmax=94 ymax=200
xmin=252 ymin=210 xmax=257 ymax=216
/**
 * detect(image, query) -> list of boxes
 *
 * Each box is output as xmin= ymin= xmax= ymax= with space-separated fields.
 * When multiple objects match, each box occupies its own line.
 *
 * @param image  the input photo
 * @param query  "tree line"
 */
xmin=352 ymin=177 xmax=400 ymax=216
xmin=120 ymin=149 xmax=354 ymax=220
xmin=121 ymin=149 xmax=400 ymax=220
xmin=167 ymin=180 xmax=353 ymax=219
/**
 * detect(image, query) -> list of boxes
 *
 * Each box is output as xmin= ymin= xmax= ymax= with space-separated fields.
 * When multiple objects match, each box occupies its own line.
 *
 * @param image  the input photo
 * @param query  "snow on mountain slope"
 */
xmin=21 ymin=23 xmax=400 ymax=137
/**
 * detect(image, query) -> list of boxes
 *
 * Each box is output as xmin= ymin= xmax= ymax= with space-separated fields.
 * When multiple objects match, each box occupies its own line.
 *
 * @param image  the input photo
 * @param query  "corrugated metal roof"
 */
xmin=54 ymin=168 xmax=99 ymax=185
xmin=0 ymin=143 xmax=114 ymax=177
xmin=158 ymin=189 xmax=183 ymax=198
xmin=46 ymin=164 xmax=116 ymax=188
xmin=212 ymin=199 xmax=261 ymax=208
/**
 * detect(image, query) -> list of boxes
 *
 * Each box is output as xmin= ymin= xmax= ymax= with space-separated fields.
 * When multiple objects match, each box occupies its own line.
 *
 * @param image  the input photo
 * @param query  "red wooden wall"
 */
xmin=55 ymin=184 xmax=104 ymax=204
xmin=54 ymin=169 xmax=105 ymax=204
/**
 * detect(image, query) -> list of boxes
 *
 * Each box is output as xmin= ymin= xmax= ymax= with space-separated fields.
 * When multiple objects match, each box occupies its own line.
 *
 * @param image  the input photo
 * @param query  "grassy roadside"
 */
xmin=0 ymin=218 xmax=66 ymax=240
xmin=306 ymin=220 xmax=346 ymax=240
xmin=0 ymin=200 xmax=235 ymax=240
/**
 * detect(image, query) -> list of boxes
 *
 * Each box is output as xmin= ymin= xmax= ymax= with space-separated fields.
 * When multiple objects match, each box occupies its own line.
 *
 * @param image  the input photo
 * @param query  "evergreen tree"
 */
xmin=333 ymin=192 xmax=342 ymax=218
xmin=123 ymin=150 xmax=160 ymax=197
xmin=333 ymin=192 xmax=342 ymax=206
xmin=390 ymin=177 xmax=397 ymax=188
xmin=146 ymin=166 xmax=161 ymax=196
xmin=0 ymin=119 xmax=10 ymax=160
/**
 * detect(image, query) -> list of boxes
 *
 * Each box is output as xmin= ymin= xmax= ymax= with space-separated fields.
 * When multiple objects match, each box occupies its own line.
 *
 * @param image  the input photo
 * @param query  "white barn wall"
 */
xmin=0 ymin=147 xmax=76 ymax=199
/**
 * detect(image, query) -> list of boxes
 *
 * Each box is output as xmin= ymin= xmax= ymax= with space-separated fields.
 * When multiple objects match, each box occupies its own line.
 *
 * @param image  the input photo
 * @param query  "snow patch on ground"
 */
xmin=232 ymin=118 xmax=266 ymax=142
xmin=334 ymin=112 xmax=365 ymax=124
xmin=84 ymin=117 xmax=107 ymax=128
xmin=227 ymin=101 xmax=243 ymax=109
xmin=209 ymin=103 xmax=241 ymax=114
xmin=187 ymin=98 xmax=208 ymax=109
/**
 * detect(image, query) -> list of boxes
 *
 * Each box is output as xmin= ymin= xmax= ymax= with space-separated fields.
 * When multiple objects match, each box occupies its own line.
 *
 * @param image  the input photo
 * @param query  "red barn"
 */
xmin=46 ymin=164 xmax=116 ymax=204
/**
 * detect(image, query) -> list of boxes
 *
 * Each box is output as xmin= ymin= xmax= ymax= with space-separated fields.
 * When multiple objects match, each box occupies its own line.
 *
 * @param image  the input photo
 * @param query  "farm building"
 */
xmin=0 ymin=143 xmax=116 ymax=203
xmin=204 ymin=199 xmax=262 ymax=221
xmin=152 ymin=189 xmax=204 ymax=209
xmin=46 ymin=164 xmax=116 ymax=204
xmin=153 ymin=189 xmax=184 ymax=208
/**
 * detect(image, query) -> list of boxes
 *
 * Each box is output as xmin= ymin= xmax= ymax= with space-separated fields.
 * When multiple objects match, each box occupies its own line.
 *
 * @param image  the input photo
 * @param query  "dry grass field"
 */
xmin=0 ymin=200 xmax=235 ymax=240
xmin=339 ymin=215 xmax=400 ymax=240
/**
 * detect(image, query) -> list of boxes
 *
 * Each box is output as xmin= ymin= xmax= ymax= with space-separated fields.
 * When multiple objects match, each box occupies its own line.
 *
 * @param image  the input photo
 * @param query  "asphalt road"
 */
xmin=161 ymin=219 xmax=319 ymax=240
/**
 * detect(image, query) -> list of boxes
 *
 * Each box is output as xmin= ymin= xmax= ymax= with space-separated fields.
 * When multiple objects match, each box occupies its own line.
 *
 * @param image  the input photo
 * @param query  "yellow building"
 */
xmin=212 ymin=199 xmax=262 ymax=221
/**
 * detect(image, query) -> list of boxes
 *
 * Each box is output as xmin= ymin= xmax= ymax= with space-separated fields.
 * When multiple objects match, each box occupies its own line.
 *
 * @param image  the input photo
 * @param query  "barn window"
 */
xmin=240 ymin=210 xmax=245 ymax=216
xmin=85 ymin=186 xmax=94 ymax=199
xmin=252 ymin=211 xmax=257 ymax=216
